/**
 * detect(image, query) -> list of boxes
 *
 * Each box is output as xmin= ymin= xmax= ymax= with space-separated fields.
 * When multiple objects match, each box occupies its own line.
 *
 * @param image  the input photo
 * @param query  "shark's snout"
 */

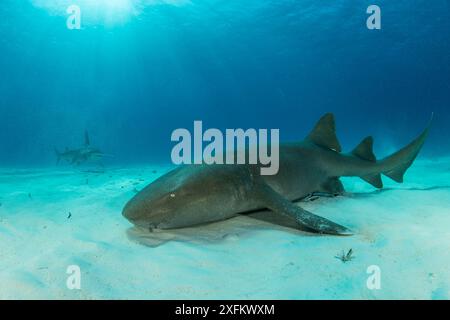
xmin=122 ymin=199 xmax=148 ymax=228
xmin=122 ymin=192 xmax=168 ymax=229
xmin=122 ymin=199 xmax=139 ymax=222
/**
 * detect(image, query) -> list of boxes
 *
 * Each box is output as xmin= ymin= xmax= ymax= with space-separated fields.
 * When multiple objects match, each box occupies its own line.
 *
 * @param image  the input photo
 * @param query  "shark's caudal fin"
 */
xmin=354 ymin=115 xmax=432 ymax=188
xmin=306 ymin=113 xmax=342 ymax=152
xmin=309 ymin=113 xmax=431 ymax=188
xmin=380 ymin=116 xmax=432 ymax=183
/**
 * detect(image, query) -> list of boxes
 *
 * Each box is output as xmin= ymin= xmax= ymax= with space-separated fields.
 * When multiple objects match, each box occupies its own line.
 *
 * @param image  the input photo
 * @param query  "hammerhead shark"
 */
xmin=122 ymin=113 xmax=430 ymax=235
xmin=55 ymin=131 xmax=106 ymax=165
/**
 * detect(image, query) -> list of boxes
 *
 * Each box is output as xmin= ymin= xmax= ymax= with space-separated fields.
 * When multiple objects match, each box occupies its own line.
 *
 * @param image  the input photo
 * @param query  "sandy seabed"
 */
xmin=0 ymin=158 xmax=449 ymax=299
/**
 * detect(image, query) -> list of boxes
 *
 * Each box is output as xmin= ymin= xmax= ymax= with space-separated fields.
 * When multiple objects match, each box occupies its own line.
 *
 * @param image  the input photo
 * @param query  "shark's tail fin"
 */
xmin=351 ymin=114 xmax=432 ymax=188
xmin=380 ymin=117 xmax=431 ymax=183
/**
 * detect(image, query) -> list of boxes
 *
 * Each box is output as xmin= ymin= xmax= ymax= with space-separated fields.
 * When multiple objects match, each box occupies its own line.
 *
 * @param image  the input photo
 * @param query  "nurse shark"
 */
xmin=123 ymin=113 xmax=430 ymax=236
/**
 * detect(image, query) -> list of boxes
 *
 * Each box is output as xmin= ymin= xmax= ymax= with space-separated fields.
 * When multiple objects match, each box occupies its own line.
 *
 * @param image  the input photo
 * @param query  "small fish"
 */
xmin=335 ymin=249 xmax=354 ymax=263
xmin=302 ymin=194 xmax=320 ymax=202
xmin=67 ymin=212 xmax=72 ymax=219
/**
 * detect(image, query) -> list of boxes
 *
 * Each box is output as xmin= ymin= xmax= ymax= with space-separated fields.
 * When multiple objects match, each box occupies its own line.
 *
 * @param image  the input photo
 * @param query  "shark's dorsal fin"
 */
xmin=352 ymin=136 xmax=376 ymax=162
xmin=84 ymin=131 xmax=90 ymax=146
xmin=306 ymin=113 xmax=341 ymax=152
xmin=352 ymin=136 xmax=380 ymax=187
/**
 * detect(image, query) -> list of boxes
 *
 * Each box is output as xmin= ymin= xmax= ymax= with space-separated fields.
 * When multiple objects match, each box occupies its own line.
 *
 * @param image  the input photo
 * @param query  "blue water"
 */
xmin=1 ymin=0 xmax=449 ymax=166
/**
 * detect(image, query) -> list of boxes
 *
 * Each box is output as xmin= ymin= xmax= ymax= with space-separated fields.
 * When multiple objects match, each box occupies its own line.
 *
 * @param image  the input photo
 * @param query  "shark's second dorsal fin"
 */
xmin=306 ymin=113 xmax=342 ymax=152
xmin=352 ymin=136 xmax=381 ymax=187
xmin=84 ymin=131 xmax=90 ymax=146
xmin=352 ymin=136 xmax=376 ymax=162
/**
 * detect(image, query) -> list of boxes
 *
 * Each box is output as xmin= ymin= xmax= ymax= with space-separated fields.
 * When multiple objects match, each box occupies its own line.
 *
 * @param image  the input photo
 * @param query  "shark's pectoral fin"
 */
xmin=256 ymin=183 xmax=353 ymax=236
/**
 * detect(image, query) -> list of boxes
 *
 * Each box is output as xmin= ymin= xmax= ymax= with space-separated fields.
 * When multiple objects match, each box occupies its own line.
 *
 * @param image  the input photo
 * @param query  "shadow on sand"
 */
xmin=348 ymin=185 xmax=450 ymax=198
xmin=126 ymin=209 xmax=321 ymax=248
